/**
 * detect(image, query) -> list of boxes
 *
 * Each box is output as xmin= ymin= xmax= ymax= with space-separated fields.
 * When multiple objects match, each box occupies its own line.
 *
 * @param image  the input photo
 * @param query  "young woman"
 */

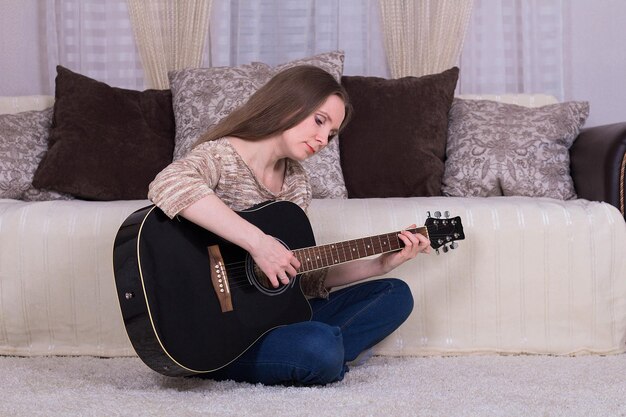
xmin=148 ymin=65 xmax=431 ymax=385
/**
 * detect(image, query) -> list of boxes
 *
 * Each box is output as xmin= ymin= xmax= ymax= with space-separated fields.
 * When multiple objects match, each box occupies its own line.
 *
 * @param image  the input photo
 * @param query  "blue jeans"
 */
xmin=207 ymin=278 xmax=414 ymax=385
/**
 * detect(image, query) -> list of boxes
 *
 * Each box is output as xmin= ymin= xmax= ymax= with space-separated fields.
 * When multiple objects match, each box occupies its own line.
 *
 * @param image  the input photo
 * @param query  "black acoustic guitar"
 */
xmin=113 ymin=200 xmax=464 ymax=377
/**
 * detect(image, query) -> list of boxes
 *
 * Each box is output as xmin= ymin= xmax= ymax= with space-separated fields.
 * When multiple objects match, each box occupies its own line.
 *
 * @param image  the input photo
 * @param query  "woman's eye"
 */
xmin=315 ymin=115 xmax=324 ymax=126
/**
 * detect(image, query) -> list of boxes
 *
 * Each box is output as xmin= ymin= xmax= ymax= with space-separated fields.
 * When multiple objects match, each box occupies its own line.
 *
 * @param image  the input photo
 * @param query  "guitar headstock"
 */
xmin=425 ymin=211 xmax=465 ymax=254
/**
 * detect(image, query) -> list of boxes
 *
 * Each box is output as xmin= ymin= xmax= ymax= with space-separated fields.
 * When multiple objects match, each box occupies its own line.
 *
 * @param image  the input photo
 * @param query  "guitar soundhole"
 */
xmin=253 ymin=265 xmax=274 ymax=290
xmin=245 ymin=255 xmax=291 ymax=296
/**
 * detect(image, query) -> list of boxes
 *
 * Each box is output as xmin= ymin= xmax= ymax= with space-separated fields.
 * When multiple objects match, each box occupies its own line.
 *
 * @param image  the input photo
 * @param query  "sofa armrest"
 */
xmin=570 ymin=122 xmax=626 ymax=219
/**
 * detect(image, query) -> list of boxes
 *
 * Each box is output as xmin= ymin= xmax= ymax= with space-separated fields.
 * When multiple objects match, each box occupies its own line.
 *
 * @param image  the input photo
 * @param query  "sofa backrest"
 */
xmin=0 ymin=94 xmax=559 ymax=115
xmin=456 ymin=93 xmax=558 ymax=107
xmin=0 ymin=95 xmax=55 ymax=114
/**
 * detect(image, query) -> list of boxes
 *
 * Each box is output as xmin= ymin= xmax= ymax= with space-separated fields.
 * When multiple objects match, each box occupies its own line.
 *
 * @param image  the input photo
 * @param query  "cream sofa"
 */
xmin=1 ymin=94 xmax=625 ymax=358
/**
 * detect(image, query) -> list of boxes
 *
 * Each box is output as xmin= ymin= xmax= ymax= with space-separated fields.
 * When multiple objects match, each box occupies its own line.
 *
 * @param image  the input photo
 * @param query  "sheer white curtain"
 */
xmin=204 ymin=0 xmax=389 ymax=77
xmin=379 ymin=0 xmax=473 ymax=78
xmin=38 ymin=0 xmax=387 ymax=93
xmin=13 ymin=0 xmax=567 ymax=99
xmin=458 ymin=0 xmax=566 ymax=99
xmin=127 ymin=0 xmax=213 ymax=89
xmin=42 ymin=0 xmax=144 ymax=92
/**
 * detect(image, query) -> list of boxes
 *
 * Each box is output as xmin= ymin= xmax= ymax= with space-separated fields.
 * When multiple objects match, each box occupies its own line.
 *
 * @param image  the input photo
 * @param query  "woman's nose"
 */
xmin=317 ymin=129 xmax=330 ymax=145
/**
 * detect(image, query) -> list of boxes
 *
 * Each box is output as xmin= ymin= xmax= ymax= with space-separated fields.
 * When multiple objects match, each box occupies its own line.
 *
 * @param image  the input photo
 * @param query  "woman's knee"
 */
xmin=296 ymin=322 xmax=346 ymax=384
xmin=381 ymin=278 xmax=414 ymax=322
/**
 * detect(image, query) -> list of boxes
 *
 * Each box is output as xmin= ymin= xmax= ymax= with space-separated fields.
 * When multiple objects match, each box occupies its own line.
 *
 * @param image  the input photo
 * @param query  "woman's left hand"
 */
xmin=379 ymin=225 xmax=431 ymax=274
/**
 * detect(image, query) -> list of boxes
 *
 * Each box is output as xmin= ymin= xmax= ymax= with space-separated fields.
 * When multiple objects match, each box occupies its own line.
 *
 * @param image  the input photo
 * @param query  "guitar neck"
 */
xmin=293 ymin=226 xmax=428 ymax=273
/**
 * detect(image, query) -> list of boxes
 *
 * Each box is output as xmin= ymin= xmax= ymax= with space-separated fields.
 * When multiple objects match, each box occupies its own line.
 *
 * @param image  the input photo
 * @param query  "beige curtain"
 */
xmin=379 ymin=0 xmax=473 ymax=78
xmin=127 ymin=0 xmax=213 ymax=89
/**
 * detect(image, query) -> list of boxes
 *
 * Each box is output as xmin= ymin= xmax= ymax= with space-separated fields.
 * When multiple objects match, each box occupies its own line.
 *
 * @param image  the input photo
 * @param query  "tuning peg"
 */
xmin=435 ymin=248 xmax=440 ymax=255
xmin=444 ymin=211 xmax=450 ymax=218
xmin=450 ymin=242 xmax=458 ymax=250
xmin=442 ymin=245 xmax=449 ymax=253
xmin=434 ymin=211 xmax=441 ymax=218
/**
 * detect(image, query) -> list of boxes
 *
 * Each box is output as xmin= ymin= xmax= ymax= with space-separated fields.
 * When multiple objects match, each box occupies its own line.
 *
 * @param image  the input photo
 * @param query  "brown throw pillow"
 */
xmin=32 ymin=66 xmax=175 ymax=200
xmin=339 ymin=67 xmax=459 ymax=198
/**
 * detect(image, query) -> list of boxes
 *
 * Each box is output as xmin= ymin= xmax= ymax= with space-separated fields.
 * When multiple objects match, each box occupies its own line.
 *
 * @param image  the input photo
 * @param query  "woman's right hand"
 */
xmin=249 ymin=233 xmax=301 ymax=288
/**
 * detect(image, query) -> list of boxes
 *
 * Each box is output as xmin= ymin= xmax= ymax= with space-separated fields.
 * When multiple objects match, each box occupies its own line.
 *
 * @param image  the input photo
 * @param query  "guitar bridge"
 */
xmin=208 ymin=245 xmax=233 ymax=313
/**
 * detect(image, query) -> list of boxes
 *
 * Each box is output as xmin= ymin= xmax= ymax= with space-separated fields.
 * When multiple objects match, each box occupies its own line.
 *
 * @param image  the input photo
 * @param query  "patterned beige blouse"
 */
xmin=148 ymin=138 xmax=329 ymax=298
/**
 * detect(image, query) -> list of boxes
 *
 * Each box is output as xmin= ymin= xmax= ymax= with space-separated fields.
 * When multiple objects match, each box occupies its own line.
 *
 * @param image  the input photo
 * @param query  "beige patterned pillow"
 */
xmin=301 ymin=138 xmax=346 ymax=199
xmin=0 ymin=109 xmax=73 ymax=201
xmin=442 ymin=99 xmax=589 ymax=200
xmin=169 ymin=62 xmax=271 ymax=161
xmin=168 ymin=51 xmax=348 ymax=198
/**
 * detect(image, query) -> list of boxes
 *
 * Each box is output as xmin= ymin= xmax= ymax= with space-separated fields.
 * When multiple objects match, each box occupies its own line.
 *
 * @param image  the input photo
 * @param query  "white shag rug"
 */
xmin=1 ymin=354 xmax=625 ymax=417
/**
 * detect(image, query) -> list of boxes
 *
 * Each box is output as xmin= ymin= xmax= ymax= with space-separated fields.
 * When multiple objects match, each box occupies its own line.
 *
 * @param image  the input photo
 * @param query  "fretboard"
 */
xmin=293 ymin=227 xmax=427 ymax=273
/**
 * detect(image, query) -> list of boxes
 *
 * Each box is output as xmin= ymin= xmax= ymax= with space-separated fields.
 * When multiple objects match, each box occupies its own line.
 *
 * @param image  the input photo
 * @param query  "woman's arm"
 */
xmin=180 ymin=195 xmax=301 ymax=288
xmin=323 ymin=228 xmax=431 ymax=288
xmin=148 ymin=144 xmax=301 ymax=288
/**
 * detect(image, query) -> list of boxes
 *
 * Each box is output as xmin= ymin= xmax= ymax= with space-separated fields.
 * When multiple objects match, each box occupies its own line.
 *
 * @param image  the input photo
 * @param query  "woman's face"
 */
xmin=280 ymin=94 xmax=345 ymax=161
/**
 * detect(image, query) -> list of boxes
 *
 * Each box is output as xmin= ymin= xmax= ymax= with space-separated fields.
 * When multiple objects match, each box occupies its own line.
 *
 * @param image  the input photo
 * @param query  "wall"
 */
xmin=0 ymin=0 xmax=47 ymax=95
xmin=1 ymin=1 xmax=626 ymax=127
xmin=565 ymin=0 xmax=626 ymax=127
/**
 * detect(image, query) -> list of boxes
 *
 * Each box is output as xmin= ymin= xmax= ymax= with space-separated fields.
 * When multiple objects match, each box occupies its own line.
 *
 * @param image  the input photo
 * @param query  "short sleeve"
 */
xmin=300 ymin=269 xmax=329 ymax=299
xmin=148 ymin=142 xmax=221 ymax=218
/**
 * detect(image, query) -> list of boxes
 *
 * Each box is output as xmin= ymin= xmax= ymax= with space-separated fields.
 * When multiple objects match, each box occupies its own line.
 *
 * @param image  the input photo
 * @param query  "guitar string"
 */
xmin=220 ymin=237 xmax=403 ymax=277
xmin=216 ymin=224 xmax=461 ymax=290
xmin=219 ymin=227 xmax=441 ymax=269
xmin=221 ymin=235 xmax=409 ymax=290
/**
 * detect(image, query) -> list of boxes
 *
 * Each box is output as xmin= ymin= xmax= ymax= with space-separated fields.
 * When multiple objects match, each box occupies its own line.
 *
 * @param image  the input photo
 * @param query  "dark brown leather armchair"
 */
xmin=570 ymin=122 xmax=626 ymax=221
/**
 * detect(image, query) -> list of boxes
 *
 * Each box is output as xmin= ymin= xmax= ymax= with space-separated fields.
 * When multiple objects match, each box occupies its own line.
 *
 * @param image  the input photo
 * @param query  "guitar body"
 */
xmin=113 ymin=200 xmax=315 ymax=377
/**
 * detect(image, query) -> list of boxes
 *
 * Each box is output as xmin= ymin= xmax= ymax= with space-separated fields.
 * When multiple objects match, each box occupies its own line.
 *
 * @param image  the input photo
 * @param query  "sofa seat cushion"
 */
xmin=0 ymin=197 xmax=624 ymax=357
xmin=308 ymin=197 xmax=626 ymax=356
xmin=0 ymin=198 xmax=148 ymax=357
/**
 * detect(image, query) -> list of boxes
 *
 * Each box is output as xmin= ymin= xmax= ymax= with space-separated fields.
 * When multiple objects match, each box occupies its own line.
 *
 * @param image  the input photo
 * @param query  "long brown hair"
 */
xmin=195 ymin=65 xmax=352 ymax=146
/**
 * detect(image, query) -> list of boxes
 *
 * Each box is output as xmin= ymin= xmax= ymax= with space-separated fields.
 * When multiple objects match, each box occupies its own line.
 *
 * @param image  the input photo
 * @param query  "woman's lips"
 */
xmin=306 ymin=144 xmax=316 ymax=154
